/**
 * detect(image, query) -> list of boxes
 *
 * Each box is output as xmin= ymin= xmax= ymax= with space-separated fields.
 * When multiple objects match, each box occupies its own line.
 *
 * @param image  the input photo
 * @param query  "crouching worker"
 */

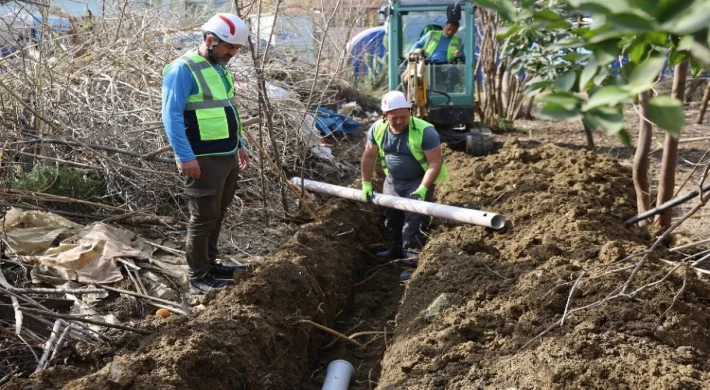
xmin=359 ymin=91 xmax=448 ymax=280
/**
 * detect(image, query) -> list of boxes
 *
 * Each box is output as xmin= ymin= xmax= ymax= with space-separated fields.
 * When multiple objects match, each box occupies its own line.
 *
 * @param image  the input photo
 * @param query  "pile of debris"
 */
xmin=0 ymin=2 xmax=374 ymax=220
xmin=0 ymin=207 xmax=191 ymax=382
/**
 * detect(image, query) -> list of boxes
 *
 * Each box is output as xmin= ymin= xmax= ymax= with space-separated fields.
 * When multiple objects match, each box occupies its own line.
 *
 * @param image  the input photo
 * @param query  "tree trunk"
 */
xmin=655 ymin=58 xmax=688 ymax=229
xmin=524 ymin=96 xmax=534 ymax=119
xmin=697 ymin=82 xmax=710 ymax=124
xmin=685 ymin=71 xmax=705 ymax=103
xmin=583 ymin=121 xmax=594 ymax=150
xmin=633 ymin=91 xmax=653 ymax=226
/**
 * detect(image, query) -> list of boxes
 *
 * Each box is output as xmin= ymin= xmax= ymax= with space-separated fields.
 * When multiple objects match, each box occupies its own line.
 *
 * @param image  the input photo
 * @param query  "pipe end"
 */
xmin=490 ymin=215 xmax=506 ymax=230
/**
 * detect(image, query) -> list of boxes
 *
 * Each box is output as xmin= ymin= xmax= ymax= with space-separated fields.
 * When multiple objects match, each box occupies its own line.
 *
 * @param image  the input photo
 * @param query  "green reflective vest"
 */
xmin=163 ymin=51 xmax=242 ymax=156
xmin=373 ymin=117 xmax=448 ymax=184
xmin=423 ymin=31 xmax=461 ymax=63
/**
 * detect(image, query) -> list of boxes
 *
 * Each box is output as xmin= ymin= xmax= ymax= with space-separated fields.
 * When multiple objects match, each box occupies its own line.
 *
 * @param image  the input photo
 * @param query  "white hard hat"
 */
xmin=201 ymin=13 xmax=249 ymax=45
xmin=381 ymin=91 xmax=411 ymax=113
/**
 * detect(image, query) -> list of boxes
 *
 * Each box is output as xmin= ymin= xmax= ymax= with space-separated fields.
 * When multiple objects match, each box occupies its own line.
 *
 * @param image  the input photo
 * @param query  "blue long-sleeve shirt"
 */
xmin=410 ymin=32 xmax=465 ymax=64
xmin=161 ymin=59 xmax=243 ymax=162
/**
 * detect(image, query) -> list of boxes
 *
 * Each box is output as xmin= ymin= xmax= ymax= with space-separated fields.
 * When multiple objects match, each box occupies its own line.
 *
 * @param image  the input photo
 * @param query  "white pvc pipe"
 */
xmin=322 ymin=359 xmax=354 ymax=390
xmin=291 ymin=177 xmax=506 ymax=230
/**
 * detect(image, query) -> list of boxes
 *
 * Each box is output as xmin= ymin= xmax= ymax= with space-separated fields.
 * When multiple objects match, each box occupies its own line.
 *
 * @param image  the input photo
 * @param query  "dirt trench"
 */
xmin=376 ymin=139 xmax=710 ymax=389
xmin=6 ymin=138 xmax=710 ymax=389
xmin=4 ymin=199 xmax=391 ymax=390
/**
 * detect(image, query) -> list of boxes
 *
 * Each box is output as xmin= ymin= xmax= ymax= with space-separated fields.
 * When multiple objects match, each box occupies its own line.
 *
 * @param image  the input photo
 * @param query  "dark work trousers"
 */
xmin=183 ymin=154 xmax=239 ymax=277
xmin=383 ymin=174 xmax=435 ymax=251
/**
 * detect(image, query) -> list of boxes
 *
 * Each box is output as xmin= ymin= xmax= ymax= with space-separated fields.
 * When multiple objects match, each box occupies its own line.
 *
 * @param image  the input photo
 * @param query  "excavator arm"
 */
xmin=405 ymin=49 xmax=429 ymax=119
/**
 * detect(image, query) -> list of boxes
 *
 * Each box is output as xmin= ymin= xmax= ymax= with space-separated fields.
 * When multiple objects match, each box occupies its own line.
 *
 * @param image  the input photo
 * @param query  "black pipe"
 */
xmin=623 ymin=181 xmax=710 ymax=226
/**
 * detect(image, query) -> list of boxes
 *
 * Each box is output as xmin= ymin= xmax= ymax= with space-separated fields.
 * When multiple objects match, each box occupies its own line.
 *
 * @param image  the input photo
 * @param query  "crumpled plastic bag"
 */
xmin=29 ymin=223 xmax=151 ymax=284
xmin=0 ymin=207 xmax=82 ymax=255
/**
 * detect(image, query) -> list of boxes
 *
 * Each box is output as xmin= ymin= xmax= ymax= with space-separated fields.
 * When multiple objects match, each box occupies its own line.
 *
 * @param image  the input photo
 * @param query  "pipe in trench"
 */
xmin=291 ymin=177 xmax=506 ymax=230
xmin=322 ymin=359 xmax=354 ymax=390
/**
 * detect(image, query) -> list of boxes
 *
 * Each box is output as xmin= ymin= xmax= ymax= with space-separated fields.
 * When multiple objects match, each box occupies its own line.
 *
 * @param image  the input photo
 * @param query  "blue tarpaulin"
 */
xmin=309 ymin=106 xmax=360 ymax=136
xmin=347 ymin=26 xmax=386 ymax=81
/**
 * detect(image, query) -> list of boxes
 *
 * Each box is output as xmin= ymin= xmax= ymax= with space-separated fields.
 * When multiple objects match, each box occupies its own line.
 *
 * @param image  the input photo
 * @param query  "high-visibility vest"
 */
xmin=163 ymin=51 xmax=242 ymax=156
xmin=373 ymin=117 xmax=448 ymax=184
xmin=423 ymin=31 xmax=461 ymax=63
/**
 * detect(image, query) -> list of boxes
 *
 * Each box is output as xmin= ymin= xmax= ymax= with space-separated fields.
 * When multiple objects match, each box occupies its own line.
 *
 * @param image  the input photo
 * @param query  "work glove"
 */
xmin=361 ymin=181 xmax=373 ymax=203
xmin=410 ymin=185 xmax=428 ymax=201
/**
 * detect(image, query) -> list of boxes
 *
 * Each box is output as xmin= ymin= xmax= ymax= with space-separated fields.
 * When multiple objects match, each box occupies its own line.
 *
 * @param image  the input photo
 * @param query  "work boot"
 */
xmin=399 ymin=269 xmax=414 ymax=281
xmin=401 ymin=250 xmax=419 ymax=267
xmin=375 ymin=249 xmax=404 ymax=261
xmin=190 ymin=274 xmax=234 ymax=293
xmin=208 ymin=264 xmax=248 ymax=279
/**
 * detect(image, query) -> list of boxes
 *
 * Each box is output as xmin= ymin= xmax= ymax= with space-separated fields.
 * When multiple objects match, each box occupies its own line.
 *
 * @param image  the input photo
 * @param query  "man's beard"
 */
xmin=207 ymin=44 xmax=232 ymax=65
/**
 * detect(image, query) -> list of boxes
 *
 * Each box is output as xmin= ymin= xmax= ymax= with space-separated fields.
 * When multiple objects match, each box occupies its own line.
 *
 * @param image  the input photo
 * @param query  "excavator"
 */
xmin=378 ymin=0 xmax=493 ymax=156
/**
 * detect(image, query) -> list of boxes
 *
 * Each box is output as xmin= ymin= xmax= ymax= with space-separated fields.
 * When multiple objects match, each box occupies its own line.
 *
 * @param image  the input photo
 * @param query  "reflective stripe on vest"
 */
xmin=163 ymin=51 xmax=242 ymax=156
xmin=423 ymin=31 xmax=461 ymax=63
xmin=373 ymin=117 xmax=449 ymax=184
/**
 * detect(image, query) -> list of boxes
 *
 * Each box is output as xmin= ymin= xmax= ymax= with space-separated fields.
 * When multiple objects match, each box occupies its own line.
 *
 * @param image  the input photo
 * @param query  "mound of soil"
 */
xmin=4 ymin=199 xmax=384 ymax=390
xmin=377 ymin=139 xmax=710 ymax=389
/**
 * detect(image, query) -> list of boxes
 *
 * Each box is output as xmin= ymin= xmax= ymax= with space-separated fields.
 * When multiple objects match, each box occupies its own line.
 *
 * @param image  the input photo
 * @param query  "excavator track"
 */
xmin=436 ymin=123 xmax=494 ymax=156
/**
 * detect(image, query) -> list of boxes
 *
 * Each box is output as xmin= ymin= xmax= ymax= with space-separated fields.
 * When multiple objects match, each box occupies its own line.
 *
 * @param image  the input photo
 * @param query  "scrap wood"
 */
xmin=2 ymin=281 xmax=187 ymax=316
xmin=0 ymin=267 xmax=23 ymax=335
xmin=0 ymin=280 xmax=107 ymax=343
xmin=35 ymin=320 xmax=62 ymax=372
xmin=11 ymin=137 xmax=175 ymax=165
xmin=0 ymin=189 xmax=183 ymax=225
xmin=20 ymin=307 xmax=152 ymax=335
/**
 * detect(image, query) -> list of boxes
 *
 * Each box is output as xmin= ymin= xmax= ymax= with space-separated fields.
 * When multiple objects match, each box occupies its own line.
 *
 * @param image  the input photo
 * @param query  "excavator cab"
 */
xmin=381 ymin=0 xmax=492 ymax=155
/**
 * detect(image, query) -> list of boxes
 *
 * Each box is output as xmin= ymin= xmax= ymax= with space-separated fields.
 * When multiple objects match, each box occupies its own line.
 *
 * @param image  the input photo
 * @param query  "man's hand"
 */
xmin=410 ymin=185 xmax=428 ymax=201
xmin=178 ymin=159 xmax=200 ymax=179
xmin=238 ymin=148 xmax=249 ymax=170
xmin=361 ymin=181 xmax=373 ymax=203
xmin=454 ymin=50 xmax=462 ymax=58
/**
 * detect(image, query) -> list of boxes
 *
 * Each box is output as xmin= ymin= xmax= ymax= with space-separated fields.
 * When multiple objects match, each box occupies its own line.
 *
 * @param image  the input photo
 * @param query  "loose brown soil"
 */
xmin=376 ymin=138 xmax=710 ymax=389
xmin=6 ymin=110 xmax=710 ymax=390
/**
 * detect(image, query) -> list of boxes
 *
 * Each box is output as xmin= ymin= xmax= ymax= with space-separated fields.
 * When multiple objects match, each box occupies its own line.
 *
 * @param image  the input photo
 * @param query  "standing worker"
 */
xmin=162 ymin=13 xmax=251 ymax=292
xmin=360 ymin=91 xmax=448 ymax=280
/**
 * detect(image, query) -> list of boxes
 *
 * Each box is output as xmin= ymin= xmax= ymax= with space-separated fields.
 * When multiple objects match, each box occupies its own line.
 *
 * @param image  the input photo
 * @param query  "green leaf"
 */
xmin=655 ymin=0 xmax=694 ymax=24
xmin=607 ymin=12 xmax=657 ymax=32
xmin=579 ymin=56 xmax=599 ymax=90
xmin=591 ymin=40 xmax=620 ymax=65
xmin=526 ymin=80 xmax=555 ymax=93
xmin=555 ymin=71 xmax=577 ymax=92
xmin=660 ymin=1 xmax=710 ymax=35
xmin=474 ymin=0 xmax=518 ymax=22
xmin=534 ymin=9 xmax=565 ymax=22
xmin=583 ymin=107 xmax=625 ymax=135
xmin=677 ymin=35 xmax=695 ymax=51
xmin=628 ymin=55 xmax=666 ymax=86
xmin=617 ymin=129 xmax=632 ymax=147
xmin=564 ymin=51 xmax=582 ymax=62
xmin=542 ymin=92 xmax=583 ymax=111
xmin=645 ymin=31 xmax=671 ymax=46
xmin=627 ymin=41 xmax=647 ymax=63
xmin=593 ymin=67 xmax=610 ymax=85
xmin=667 ymin=50 xmax=687 ymax=68
xmin=647 ymin=96 xmax=685 ymax=135
xmin=541 ymin=102 xmax=582 ymax=120
xmin=496 ymin=24 xmax=520 ymax=40
xmin=583 ymin=86 xmax=631 ymax=111
xmin=567 ymin=0 xmax=629 ymax=13
xmin=534 ymin=9 xmax=572 ymax=29
xmin=689 ymin=58 xmax=704 ymax=77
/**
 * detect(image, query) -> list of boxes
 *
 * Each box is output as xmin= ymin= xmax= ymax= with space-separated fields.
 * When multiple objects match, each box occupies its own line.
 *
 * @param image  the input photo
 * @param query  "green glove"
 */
xmin=410 ymin=185 xmax=428 ymax=201
xmin=361 ymin=181 xmax=373 ymax=203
